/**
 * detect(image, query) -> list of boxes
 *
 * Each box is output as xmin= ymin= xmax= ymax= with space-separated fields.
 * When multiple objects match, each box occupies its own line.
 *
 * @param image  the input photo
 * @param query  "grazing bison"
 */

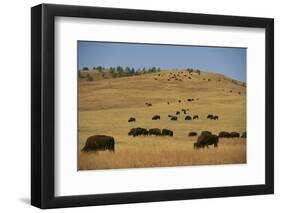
xmin=230 ymin=132 xmax=240 ymax=138
xmin=170 ymin=116 xmax=178 ymax=121
xmin=82 ymin=135 xmax=115 ymax=152
xmin=201 ymin=131 xmax=212 ymax=136
xmin=152 ymin=115 xmax=160 ymax=120
xmin=193 ymin=115 xmax=199 ymax=120
xmin=149 ymin=128 xmax=162 ymax=136
xmin=229 ymin=90 xmax=232 ymax=93
xmin=218 ymin=131 xmax=231 ymax=138
xmin=178 ymin=100 xmax=181 ymax=103
xmin=176 ymin=111 xmax=180 ymax=115
xmin=207 ymin=114 xmax=218 ymax=120
xmin=181 ymin=109 xmax=186 ymax=114
xmin=189 ymin=132 xmax=197 ymax=136
xmin=187 ymin=98 xmax=193 ymax=102
xmin=241 ymin=132 xmax=247 ymax=138
xmin=207 ymin=114 xmax=213 ymax=119
xmin=185 ymin=115 xmax=192 ymax=120
xmin=213 ymin=115 xmax=219 ymax=120
xmin=128 ymin=117 xmax=136 ymax=122
xmin=194 ymin=133 xmax=218 ymax=149
xmin=162 ymin=128 xmax=173 ymax=136
xmin=167 ymin=102 xmax=170 ymax=104
xmin=128 ymin=127 xmax=148 ymax=137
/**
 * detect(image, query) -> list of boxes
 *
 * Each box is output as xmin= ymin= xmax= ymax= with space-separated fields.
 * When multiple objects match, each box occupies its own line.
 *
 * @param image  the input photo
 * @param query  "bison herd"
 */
xmin=193 ymin=130 xmax=246 ymax=149
xmin=128 ymin=127 xmax=173 ymax=137
xmin=80 ymin=130 xmax=246 ymax=152
xmin=207 ymin=114 xmax=219 ymax=120
xmin=128 ymin=111 xmax=210 ymax=123
xmin=81 ymin=71 xmax=245 ymax=153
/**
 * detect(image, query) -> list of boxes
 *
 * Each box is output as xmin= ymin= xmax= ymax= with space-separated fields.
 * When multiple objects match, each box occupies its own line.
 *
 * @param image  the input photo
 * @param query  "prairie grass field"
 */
xmin=78 ymin=70 xmax=246 ymax=170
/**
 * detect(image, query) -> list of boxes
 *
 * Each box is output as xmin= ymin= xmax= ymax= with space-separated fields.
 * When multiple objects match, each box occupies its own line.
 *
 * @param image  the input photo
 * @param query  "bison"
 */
xmin=129 ymin=128 xmax=147 ymax=136
xmin=162 ymin=129 xmax=173 ymax=136
xmin=145 ymin=102 xmax=152 ymax=107
xmin=213 ymin=115 xmax=219 ymax=120
xmin=152 ymin=115 xmax=160 ymax=120
xmin=170 ymin=116 xmax=178 ymax=121
xmin=149 ymin=128 xmax=162 ymax=136
xmin=128 ymin=117 xmax=136 ymax=122
xmin=176 ymin=111 xmax=180 ymax=115
xmin=207 ymin=114 xmax=213 ymax=119
xmin=128 ymin=127 xmax=148 ymax=137
xmin=189 ymin=132 xmax=197 ymax=136
xmin=185 ymin=115 xmax=192 ymax=120
xmin=193 ymin=115 xmax=199 ymax=120
xmin=82 ymin=135 xmax=115 ymax=152
xmin=230 ymin=132 xmax=240 ymax=138
xmin=201 ymin=131 xmax=212 ymax=136
xmin=194 ymin=133 xmax=219 ymax=149
xmin=218 ymin=131 xmax=231 ymax=138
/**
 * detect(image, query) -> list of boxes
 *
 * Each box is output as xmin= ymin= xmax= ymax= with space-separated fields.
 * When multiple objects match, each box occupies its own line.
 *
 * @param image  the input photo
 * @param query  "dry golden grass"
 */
xmin=79 ymin=138 xmax=246 ymax=170
xmin=78 ymin=70 xmax=246 ymax=170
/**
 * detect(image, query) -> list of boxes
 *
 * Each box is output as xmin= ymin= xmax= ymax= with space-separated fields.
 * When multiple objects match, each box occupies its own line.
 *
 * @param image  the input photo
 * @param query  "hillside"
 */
xmin=78 ymin=70 xmax=246 ymax=170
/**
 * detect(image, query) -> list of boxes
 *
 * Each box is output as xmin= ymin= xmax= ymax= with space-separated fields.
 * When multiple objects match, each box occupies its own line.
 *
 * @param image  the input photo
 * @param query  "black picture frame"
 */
xmin=31 ymin=3 xmax=274 ymax=209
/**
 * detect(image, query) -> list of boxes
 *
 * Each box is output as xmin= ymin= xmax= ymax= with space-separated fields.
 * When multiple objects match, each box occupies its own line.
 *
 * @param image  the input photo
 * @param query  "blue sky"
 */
xmin=78 ymin=41 xmax=246 ymax=81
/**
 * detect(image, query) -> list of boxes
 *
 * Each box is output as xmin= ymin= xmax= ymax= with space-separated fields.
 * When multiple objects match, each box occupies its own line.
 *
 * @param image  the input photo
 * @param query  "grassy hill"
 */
xmin=78 ymin=69 xmax=246 ymax=170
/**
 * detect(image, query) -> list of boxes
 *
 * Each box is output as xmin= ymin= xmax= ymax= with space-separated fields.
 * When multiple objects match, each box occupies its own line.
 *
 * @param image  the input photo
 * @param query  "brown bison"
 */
xmin=207 ymin=114 xmax=213 ymax=119
xmin=194 ymin=133 xmax=219 ymax=149
xmin=185 ymin=115 xmax=192 ymax=120
xmin=128 ymin=117 xmax=136 ymax=122
xmin=176 ymin=111 xmax=180 ymax=115
xmin=189 ymin=132 xmax=197 ymax=136
xmin=128 ymin=127 xmax=148 ymax=137
xmin=193 ymin=115 xmax=199 ymax=120
xmin=149 ymin=128 xmax=162 ymax=136
xmin=162 ymin=129 xmax=173 ymax=136
xmin=152 ymin=115 xmax=160 ymax=120
xmin=170 ymin=116 xmax=178 ymax=121
xmin=230 ymin=132 xmax=240 ymax=138
xmin=82 ymin=135 xmax=115 ymax=152
xmin=213 ymin=115 xmax=219 ymax=120
xmin=218 ymin=131 xmax=231 ymax=138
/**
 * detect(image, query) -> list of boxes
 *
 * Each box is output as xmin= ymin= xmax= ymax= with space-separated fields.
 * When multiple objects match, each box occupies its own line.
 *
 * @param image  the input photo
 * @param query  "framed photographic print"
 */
xmin=31 ymin=4 xmax=274 ymax=209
